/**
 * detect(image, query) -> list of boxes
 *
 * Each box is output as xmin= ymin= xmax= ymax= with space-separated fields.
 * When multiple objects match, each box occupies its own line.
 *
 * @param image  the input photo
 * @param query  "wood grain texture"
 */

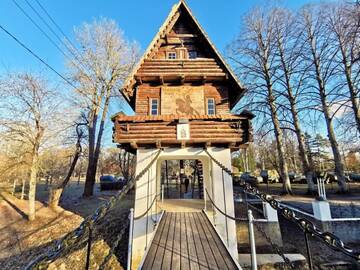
xmin=141 ymin=212 xmax=238 ymax=270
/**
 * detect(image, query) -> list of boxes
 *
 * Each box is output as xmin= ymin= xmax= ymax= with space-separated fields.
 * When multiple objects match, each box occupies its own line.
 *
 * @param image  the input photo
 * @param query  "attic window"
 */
xmin=189 ymin=51 xmax=197 ymax=59
xmin=206 ymin=98 xmax=216 ymax=115
xmin=150 ymin=98 xmax=159 ymax=115
xmin=167 ymin=52 xmax=177 ymax=59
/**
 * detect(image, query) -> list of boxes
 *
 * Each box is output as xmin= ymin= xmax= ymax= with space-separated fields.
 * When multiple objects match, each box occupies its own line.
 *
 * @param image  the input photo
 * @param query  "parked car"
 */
xmin=349 ymin=173 xmax=360 ymax=182
xmin=260 ymin=170 xmax=279 ymax=183
xmin=288 ymin=172 xmax=307 ymax=184
xmin=240 ymin=172 xmax=261 ymax=186
xmin=100 ymin=175 xmax=124 ymax=191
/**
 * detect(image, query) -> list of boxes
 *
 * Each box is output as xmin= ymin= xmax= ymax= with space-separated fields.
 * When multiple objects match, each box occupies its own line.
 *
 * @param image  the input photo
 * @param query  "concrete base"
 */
xmin=237 ymin=221 xmax=283 ymax=248
xmin=263 ymin=203 xmax=278 ymax=222
xmin=319 ymin=220 xmax=360 ymax=243
xmin=312 ymin=201 xmax=332 ymax=221
xmin=238 ymin=253 xmax=307 ymax=269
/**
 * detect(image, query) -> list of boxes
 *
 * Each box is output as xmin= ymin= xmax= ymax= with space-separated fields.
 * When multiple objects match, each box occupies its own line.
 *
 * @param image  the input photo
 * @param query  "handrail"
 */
xmin=203 ymin=148 xmax=360 ymax=261
xmin=205 ymin=188 xmax=247 ymax=221
xmin=25 ymin=149 xmax=163 ymax=270
xmin=134 ymin=193 xmax=161 ymax=220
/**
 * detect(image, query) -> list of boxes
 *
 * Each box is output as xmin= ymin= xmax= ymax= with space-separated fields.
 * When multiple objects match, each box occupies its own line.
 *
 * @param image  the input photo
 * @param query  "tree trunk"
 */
xmin=83 ymin=88 xmax=111 ymax=197
xmin=269 ymin=98 xmax=292 ymax=194
xmin=308 ymin=32 xmax=348 ymax=193
xmin=83 ymin=108 xmax=98 ymax=197
xmin=343 ymin=60 xmax=360 ymax=134
xmin=320 ymin=92 xmax=348 ymax=192
xmin=48 ymin=151 xmax=80 ymax=209
xmin=262 ymin=54 xmax=292 ymax=194
xmin=277 ymin=38 xmax=315 ymax=193
xmin=28 ymin=144 xmax=39 ymax=221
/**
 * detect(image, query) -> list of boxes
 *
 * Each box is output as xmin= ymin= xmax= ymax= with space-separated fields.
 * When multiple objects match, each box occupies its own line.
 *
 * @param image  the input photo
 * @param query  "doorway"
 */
xmin=161 ymin=159 xmax=204 ymax=200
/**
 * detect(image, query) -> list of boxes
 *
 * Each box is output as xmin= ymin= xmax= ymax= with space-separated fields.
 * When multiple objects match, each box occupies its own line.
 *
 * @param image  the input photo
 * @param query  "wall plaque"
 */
xmin=177 ymin=123 xmax=190 ymax=140
xmin=161 ymin=86 xmax=205 ymax=115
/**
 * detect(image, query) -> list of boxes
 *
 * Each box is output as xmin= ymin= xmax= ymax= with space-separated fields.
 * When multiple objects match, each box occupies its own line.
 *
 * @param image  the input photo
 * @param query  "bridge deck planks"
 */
xmin=141 ymin=212 xmax=238 ymax=270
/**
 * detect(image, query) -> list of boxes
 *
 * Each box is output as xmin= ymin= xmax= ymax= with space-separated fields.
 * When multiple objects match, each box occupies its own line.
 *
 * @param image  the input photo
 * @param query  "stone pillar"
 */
xmin=312 ymin=201 xmax=332 ymax=221
xmin=263 ymin=202 xmax=278 ymax=222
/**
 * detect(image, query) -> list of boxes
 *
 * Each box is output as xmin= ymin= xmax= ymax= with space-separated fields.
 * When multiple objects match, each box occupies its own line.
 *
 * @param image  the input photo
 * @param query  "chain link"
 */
xmin=98 ymin=217 xmax=130 ymax=270
xmin=204 ymin=148 xmax=360 ymax=261
xmin=25 ymin=149 xmax=162 ymax=270
xmin=252 ymin=221 xmax=295 ymax=269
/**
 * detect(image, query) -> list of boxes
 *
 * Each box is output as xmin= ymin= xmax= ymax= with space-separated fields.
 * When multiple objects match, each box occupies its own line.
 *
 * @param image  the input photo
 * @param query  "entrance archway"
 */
xmin=160 ymin=159 xmax=204 ymax=200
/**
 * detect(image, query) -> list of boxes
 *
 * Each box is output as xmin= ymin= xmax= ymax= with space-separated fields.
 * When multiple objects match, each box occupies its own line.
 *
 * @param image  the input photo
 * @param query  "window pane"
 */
xmin=168 ymin=52 xmax=176 ymax=59
xmin=207 ymin=99 xmax=215 ymax=115
xmin=150 ymin=99 xmax=158 ymax=115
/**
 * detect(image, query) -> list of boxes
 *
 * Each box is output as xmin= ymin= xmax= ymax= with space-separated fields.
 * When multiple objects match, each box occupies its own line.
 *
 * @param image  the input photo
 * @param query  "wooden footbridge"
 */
xmin=141 ymin=212 xmax=239 ymax=270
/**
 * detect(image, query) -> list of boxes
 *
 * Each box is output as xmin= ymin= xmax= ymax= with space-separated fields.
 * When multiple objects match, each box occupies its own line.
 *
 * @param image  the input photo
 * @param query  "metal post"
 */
xmin=248 ymin=210 xmax=257 ymax=270
xmin=85 ymin=227 xmax=92 ymax=270
xmin=322 ymin=179 xmax=327 ymax=200
xmin=127 ymin=208 xmax=134 ymax=270
xmin=161 ymin=184 xmax=164 ymax=203
xmin=12 ymin=179 xmax=17 ymax=196
xmin=304 ymin=232 xmax=313 ymax=270
xmin=204 ymin=189 xmax=207 ymax=211
xmin=21 ymin=179 xmax=25 ymax=200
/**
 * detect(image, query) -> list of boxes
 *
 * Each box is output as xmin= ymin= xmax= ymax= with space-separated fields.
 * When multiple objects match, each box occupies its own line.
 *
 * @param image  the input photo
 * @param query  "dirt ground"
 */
xmin=1 ymin=180 xmax=359 ymax=269
xmin=0 ymin=180 xmax=134 ymax=270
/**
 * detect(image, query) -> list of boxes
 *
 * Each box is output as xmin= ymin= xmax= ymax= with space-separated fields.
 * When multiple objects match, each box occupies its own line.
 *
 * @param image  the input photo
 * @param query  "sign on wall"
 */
xmin=161 ymin=86 xmax=205 ymax=115
xmin=177 ymin=123 xmax=190 ymax=140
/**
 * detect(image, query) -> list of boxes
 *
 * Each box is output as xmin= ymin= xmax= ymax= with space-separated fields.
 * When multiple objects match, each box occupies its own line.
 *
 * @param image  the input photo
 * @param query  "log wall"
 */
xmin=135 ymin=84 xmax=230 ymax=115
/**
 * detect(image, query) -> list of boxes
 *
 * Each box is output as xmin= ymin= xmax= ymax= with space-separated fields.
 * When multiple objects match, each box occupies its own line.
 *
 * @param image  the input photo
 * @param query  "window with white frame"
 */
xmin=150 ymin=98 xmax=159 ymax=115
xmin=206 ymin=98 xmax=215 ymax=115
xmin=167 ymin=52 xmax=177 ymax=59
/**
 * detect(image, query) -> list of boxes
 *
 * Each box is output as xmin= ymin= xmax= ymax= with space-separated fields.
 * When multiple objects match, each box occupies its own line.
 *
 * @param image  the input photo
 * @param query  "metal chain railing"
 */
xmin=98 ymin=218 xmax=130 ymax=270
xmin=203 ymin=148 xmax=360 ymax=261
xmin=252 ymin=221 xmax=295 ymax=269
xmin=134 ymin=193 xmax=161 ymax=220
xmin=25 ymin=149 xmax=162 ymax=270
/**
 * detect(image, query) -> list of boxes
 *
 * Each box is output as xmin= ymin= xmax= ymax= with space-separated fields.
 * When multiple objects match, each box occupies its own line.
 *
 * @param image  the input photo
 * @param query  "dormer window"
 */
xmin=150 ymin=98 xmax=159 ymax=115
xmin=206 ymin=98 xmax=216 ymax=115
xmin=167 ymin=52 xmax=177 ymax=59
xmin=189 ymin=51 xmax=197 ymax=59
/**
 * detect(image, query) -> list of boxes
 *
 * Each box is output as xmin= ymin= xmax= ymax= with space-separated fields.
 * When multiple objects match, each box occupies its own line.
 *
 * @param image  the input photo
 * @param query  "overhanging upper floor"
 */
xmin=112 ymin=113 xmax=253 ymax=151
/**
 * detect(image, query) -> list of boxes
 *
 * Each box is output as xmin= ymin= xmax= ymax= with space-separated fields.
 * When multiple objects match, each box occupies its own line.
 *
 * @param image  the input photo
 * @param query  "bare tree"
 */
xmin=118 ymin=149 xmax=136 ymax=183
xmin=228 ymin=8 xmax=292 ymax=193
xmin=0 ymin=73 xmax=64 ymax=220
xmin=67 ymin=18 xmax=139 ymax=197
xmin=271 ymin=8 xmax=316 ymax=193
xmin=299 ymin=5 xmax=348 ymax=192
xmin=327 ymin=2 xmax=360 ymax=134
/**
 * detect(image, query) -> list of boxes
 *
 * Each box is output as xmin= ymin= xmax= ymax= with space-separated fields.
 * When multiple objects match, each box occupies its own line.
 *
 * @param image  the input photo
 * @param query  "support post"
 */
xmin=127 ymin=208 xmax=134 ymax=270
xmin=304 ymin=232 xmax=313 ymax=270
xmin=85 ymin=227 xmax=93 ymax=270
xmin=21 ymin=179 xmax=25 ymax=200
xmin=12 ymin=179 xmax=17 ymax=196
xmin=248 ymin=210 xmax=257 ymax=270
xmin=161 ymin=184 xmax=164 ymax=203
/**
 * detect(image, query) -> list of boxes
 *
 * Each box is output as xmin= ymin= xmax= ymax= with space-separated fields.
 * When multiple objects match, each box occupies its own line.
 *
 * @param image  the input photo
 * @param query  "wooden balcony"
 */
xmin=112 ymin=113 xmax=253 ymax=150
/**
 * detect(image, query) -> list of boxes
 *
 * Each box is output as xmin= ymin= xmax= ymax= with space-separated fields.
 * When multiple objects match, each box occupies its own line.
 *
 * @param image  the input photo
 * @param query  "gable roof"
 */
xmin=121 ymin=0 xmax=246 ymax=109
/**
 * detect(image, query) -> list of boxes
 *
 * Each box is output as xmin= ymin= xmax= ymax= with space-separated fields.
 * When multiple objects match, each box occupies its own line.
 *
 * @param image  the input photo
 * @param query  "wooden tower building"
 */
xmin=112 ymin=1 xmax=253 ymax=269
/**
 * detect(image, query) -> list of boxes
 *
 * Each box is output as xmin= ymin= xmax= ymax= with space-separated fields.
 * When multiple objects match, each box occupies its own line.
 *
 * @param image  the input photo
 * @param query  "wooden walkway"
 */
xmin=142 ymin=212 xmax=239 ymax=270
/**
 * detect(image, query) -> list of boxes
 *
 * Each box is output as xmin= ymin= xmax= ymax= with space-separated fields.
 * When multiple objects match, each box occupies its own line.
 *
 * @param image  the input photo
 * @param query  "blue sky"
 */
xmin=0 ymin=0 xmax=336 ymax=145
